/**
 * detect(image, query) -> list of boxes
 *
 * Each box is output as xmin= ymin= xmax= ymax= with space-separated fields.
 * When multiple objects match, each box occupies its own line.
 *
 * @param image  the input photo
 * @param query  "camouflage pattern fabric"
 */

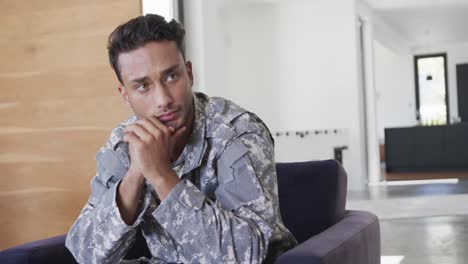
xmin=65 ymin=92 xmax=297 ymax=264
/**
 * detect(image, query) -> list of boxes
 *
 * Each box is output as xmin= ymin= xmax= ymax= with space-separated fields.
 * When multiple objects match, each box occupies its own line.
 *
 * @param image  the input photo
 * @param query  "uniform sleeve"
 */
xmin=65 ymin=147 xmax=150 ymax=264
xmin=152 ymin=131 xmax=279 ymax=264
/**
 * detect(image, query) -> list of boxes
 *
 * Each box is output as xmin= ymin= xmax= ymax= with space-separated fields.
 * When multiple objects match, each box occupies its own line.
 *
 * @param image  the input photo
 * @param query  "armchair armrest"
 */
xmin=0 ymin=228 xmax=150 ymax=264
xmin=275 ymin=210 xmax=380 ymax=264
xmin=0 ymin=234 xmax=76 ymax=264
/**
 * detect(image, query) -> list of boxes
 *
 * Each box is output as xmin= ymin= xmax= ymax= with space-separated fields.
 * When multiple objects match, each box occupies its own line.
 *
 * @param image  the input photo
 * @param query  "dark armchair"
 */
xmin=274 ymin=160 xmax=380 ymax=264
xmin=0 ymin=160 xmax=380 ymax=264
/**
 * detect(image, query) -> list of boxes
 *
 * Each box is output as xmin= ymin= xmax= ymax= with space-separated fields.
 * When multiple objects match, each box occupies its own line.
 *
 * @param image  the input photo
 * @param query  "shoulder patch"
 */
xmin=217 ymin=141 xmax=248 ymax=183
xmin=215 ymin=141 xmax=263 ymax=211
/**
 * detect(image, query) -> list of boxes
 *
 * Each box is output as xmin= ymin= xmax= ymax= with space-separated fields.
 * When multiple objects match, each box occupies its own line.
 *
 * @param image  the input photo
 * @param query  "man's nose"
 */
xmin=153 ymin=86 xmax=173 ymax=109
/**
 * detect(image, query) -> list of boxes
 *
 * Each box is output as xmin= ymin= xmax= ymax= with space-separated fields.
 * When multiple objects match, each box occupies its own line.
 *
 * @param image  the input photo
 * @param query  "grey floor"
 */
xmin=349 ymin=179 xmax=468 ymax=264
xmin=348 ymin=179 xmax=468 ymax=200
xmin=381 ymin=215 xmax=468 ymax=264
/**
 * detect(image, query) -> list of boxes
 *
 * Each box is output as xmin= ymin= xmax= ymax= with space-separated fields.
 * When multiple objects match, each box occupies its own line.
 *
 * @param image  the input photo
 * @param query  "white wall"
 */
xmin=357 ymin=0 xmax=412 ymax=55
xmin=142 ymin=0 xmax=173 ymax=20
xmin=358 ymin=0 xmax=417 ymax=142
xmin=185 ymin=1 xmax=281 ymax=130
xmin=184 ymin=0 xmax=368 ymax=190
xmin=374 ymin=40 xmax=416 ymax=141
xmin=413 ymin=41 xmax=468 ymax=122
xmin=221 ymin=3 xmax=281 ymax=132
xmin=274 ymin=0 xmax=366 ymax=190
xmin=184 ymin=0 xmax=229 ymax=96
xmin=183 ymin=0 xmax=207 ymax=93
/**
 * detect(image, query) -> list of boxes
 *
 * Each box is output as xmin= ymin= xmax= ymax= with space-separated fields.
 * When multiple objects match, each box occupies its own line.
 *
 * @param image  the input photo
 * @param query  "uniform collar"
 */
xmin=172 ymin=92 xmax=207 ymax=176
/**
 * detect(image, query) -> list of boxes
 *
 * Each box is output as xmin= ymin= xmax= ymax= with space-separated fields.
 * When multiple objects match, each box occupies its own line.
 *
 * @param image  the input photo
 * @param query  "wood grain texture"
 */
xmin=0 ymin=96 xmax=130 ymax=127
xmin=0 ymin=0 xmax=140 ymax=250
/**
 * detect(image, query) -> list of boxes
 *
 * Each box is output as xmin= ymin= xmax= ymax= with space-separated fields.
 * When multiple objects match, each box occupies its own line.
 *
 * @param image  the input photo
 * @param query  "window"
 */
xmin=414 ymin=53 xmax=449 ymax=125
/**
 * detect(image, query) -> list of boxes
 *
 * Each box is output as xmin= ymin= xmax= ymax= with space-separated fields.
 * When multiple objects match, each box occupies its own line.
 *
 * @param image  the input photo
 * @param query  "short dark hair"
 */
xmin=107 ymin=14 xmax=186 ymax=84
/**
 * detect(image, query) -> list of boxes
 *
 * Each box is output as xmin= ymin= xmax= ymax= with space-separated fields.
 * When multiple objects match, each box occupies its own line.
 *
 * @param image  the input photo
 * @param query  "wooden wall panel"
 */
xmin=0 ymin=66 xmax=118 ymax=101
xmin=0 ymin=96 xmax=129 ymax=127
xmin=0 ymin=0 xmax=141 ymax=250
xmin=0 ymin=160 xmax=95 ymax=191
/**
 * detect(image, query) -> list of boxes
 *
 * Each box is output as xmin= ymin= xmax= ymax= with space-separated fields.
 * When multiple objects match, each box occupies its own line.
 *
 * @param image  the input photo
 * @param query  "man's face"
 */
xmin=118 ymin=41 xmax=194 ymax=131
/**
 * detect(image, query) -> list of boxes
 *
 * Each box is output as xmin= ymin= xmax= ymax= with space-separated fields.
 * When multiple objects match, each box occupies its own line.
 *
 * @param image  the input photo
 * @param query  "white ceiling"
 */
xmin=365 ymin=0 xmax=468 ymax=9
xmin=364 ymin=0 xmax=468 ymax=49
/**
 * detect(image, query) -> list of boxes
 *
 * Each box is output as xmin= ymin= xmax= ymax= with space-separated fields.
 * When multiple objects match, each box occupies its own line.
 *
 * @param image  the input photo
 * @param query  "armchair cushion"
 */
xmin=0 ymin=234 xmax=75 ymax=264
xmin=276 ymin=160 xmax=347 ymax=243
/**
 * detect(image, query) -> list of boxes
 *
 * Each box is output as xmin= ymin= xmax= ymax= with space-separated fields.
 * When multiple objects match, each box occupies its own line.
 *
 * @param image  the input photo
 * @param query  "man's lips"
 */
xmin=158 ymin=110 xmax=178 ymax=122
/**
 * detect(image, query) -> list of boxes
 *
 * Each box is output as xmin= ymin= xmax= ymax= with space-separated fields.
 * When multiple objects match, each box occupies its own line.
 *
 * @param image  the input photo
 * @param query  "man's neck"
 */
xmin=170 ymin=105 xmax=195 ymax=162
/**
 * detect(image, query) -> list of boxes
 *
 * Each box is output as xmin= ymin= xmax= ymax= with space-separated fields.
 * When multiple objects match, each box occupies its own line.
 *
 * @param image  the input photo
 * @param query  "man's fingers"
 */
xmin=135 ymin=119 xmax=163 ymax=139
xmin=147 ymin=116 xmax=172 ymax=134
xmin=123 ymin=131 xmax=140 ymax=143
xmin=170 ymin=126 xmax=187 ymax=142
xmin=124 ymin=123 xmax=153 ymax=142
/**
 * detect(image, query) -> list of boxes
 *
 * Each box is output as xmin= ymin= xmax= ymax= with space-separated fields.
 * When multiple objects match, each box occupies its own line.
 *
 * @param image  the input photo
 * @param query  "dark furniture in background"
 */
xmin=385 ymin=124 xmax=468 ymax=172
xmin=0 ymin=160 xmax=381 ymax=264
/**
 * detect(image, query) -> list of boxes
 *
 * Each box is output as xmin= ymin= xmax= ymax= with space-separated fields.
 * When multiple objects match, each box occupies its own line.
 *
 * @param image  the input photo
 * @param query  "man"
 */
xmin=65 ymin=14 xmax=297 ymax=264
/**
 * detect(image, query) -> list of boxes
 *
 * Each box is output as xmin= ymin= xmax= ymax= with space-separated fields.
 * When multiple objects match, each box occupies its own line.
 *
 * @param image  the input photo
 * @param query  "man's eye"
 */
xmin=136 ymin=84 xmax=147 ymax=91
xmin=166 ymin=73 xmax=177 ymax=82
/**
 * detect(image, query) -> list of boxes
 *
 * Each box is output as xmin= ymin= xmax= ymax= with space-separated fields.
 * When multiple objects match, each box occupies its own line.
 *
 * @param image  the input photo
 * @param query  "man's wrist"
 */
xmin=146 ymin=169 xmax=180 ymax=200
xmin=117 ymin=169 xmax=147 ymax=225
xmin=125 ymin=168 xmax=145 ymax=185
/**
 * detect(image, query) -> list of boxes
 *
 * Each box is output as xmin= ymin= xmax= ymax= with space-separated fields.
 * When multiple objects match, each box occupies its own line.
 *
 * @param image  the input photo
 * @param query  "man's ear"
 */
xmin=185 ymin=61 xmax=194 ymax=86
xmin=118 ymin=84 xmax=131 ymax=107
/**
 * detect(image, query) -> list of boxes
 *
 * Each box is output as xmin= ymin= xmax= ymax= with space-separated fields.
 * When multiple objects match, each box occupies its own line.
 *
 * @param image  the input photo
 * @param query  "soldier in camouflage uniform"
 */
xmin=65 ymin=14 xmax=297 ymax=264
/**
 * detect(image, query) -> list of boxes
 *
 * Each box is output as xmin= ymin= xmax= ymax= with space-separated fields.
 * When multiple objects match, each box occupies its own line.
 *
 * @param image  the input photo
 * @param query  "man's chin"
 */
xmin=164 ymin=119 xmax=181 ymax=131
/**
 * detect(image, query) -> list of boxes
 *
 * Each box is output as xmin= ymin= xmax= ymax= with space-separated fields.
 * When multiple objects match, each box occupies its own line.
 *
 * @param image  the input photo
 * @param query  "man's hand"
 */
xmin=123 ymin=117 xmax=187 ymax=199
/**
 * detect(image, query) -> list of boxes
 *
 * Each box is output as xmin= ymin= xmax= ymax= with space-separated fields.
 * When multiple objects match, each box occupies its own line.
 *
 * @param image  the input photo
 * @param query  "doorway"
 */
xmin=414 ymin=53 xmax=449 ymax=125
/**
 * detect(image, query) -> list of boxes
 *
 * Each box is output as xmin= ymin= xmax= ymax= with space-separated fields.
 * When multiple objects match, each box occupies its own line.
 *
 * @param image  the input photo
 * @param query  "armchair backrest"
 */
xmin=275 ymin=159 xmax=348 ymax=243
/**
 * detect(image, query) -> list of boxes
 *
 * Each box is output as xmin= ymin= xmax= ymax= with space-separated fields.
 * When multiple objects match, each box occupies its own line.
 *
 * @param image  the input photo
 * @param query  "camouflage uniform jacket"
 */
xmin=65 ymin=92 xmax=297 ymax=264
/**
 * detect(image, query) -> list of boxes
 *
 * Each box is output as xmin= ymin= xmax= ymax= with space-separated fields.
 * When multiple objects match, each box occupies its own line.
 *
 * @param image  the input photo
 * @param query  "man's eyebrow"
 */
xmin=129 ymin=76 xmax=150 ymax=84
xmin=128 ymin=64 xmax=181 ymax=84
xmin=161 ymin=64 xmax=181 ymax=76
